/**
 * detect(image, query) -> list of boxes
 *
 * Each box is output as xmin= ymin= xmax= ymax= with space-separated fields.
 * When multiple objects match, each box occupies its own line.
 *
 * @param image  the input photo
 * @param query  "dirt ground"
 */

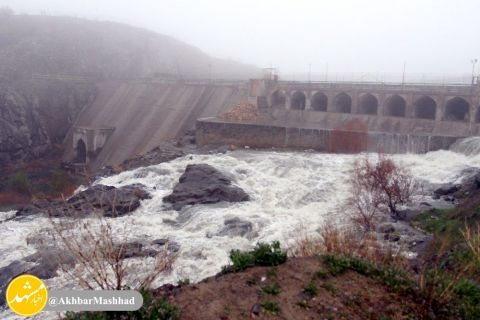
xmin=161 ymin=257 xmax=423 ymax=320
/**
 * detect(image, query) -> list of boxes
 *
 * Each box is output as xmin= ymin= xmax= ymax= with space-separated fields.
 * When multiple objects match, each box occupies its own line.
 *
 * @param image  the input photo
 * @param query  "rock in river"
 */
xmin=16 ymin=184 xmax=151 ymax=218
xmin=163 ymin=164 xmax=250 ymax=211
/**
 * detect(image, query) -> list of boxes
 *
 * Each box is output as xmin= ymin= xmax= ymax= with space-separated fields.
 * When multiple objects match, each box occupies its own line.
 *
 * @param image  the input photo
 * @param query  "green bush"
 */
xmin=261 ymin=300 xmax=280 ymax=315
xmin=7 ymin=172 xmax=31 ymax=195
xmin=303 ymin=281 xmax=318 ymax=296
xmin=223 ymin=241 xmax=287 ymax=273
xmin=262 ymin=282 xmax=281 ymax=295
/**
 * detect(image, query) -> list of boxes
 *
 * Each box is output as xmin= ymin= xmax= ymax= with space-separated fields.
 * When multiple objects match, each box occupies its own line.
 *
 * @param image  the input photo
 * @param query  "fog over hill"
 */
xmin=0 ymin=13 xmax=259 ymax=81
xmin=0 ymin=12 xmax=258 ymax=167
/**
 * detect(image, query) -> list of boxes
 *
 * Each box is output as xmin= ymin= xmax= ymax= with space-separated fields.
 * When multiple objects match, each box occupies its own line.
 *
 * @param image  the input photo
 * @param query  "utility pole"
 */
xmin=402 ymin=61 xmax=406 ymax=85
xmin=471 ymin=58 xmax=478 ymax=86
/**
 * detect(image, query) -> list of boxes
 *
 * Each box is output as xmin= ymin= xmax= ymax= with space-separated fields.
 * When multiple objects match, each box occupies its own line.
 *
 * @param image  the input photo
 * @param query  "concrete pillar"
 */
xmin=351 ymin=90 xmax=359 ymax=114
xmin=405 ymin=93 xmax=415 ymax=118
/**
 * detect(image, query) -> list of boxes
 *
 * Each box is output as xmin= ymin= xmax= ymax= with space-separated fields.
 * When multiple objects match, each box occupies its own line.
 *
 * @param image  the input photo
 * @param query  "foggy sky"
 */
xmin=1 ymin=0 xmax=479 ymax=77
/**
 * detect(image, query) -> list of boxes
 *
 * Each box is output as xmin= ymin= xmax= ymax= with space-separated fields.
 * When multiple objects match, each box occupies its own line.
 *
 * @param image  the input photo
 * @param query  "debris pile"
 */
xmin=221 ymin=102 xmax=258 ymax=121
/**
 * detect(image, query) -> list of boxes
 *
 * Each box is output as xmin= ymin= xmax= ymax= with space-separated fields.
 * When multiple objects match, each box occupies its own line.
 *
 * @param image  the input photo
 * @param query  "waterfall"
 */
xmin=450 ymin=137 xmax=480 ymax=155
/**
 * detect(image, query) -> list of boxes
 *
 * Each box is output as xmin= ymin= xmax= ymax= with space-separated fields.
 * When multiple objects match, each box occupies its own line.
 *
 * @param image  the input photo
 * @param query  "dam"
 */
xmin=64 ymin=76 xmax=480 ymax=168
xmin=196 ymin=77 xmax=480 ymax=154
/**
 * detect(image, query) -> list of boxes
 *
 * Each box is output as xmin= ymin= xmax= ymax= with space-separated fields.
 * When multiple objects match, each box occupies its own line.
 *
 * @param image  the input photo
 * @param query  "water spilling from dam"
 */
xmin=1 ymin=148 xmax=480 ymax=318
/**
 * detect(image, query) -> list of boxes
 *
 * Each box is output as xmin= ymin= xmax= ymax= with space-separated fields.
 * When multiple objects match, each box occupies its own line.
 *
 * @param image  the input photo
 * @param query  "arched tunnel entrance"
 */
xmin=414 ymin=96 xmax=437 ymax=120
xmin=384 ymin=95 xmax=406 ymax=117
xmin=271 ymin=90 xmax=286 ymax=107
xmin=311 ymin=92 xmax=328 ymax=111
xmin=358 ymin=93 xmax=378 ymax=115
xmin=75 ymin=139 xmax=87 ymax=164
xmin=476 ymin=107 xmax=480 ymax=123
xmin=444 ymin=97 xmax=470 ymax=121
xmin=333 ymin=92 xmax=352 ymax=113
xmin=291 ymin=91 xmax=306 ymax=110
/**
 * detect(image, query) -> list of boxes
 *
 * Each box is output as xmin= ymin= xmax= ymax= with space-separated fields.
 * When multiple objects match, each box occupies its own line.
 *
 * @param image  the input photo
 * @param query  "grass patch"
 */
xmin=322 ymin=255 xmax=414 ymax=295
xmin=412 ymin=208 xmax=458 ymax=235
xmin=222 ymin=241 xmax=287 ymax=273
xmin=303 ymin=281 xmax=318 ymax=296
xmin=262 ymin=282 xmax=281 ymax=295
xmin=320 ymin=282 xmax=337 ymax=295
xmin=261 ymin=300 xmax=280 ymax=315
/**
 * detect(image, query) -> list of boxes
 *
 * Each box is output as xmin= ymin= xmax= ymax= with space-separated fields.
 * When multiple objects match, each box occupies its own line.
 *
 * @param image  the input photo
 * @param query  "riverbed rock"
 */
xmin=66 ymin=184 xmax=151 ymax=217
xmin=378 ymin=223 xmax=395 ymax=234
xmin=15 ymin=184 xmax=151 ymax=218
xmin=434 ymin=184 xmax=460 ymax=196
xmin=218 ymin=217 xmax=255 ymax=238
xmin=163 ymin=164 xmax=250 ymax=211
xmin=0 ymin=247 xmax=75 ymax=306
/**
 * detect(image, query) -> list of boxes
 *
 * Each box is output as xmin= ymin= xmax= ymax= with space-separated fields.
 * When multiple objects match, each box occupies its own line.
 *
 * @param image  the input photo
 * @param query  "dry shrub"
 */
xmin=289 ymin=223 xmax=407 ymax=267
xmin=50 ymin=214 xmax=175 ymax=290
xmin=348 ymin=154 xmax=416 ymax=232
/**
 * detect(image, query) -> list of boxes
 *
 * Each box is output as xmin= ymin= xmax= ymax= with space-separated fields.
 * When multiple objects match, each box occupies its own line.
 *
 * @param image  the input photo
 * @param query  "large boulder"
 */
xmin=16 ymin=184 xmax=151 ymax=218
xmin=163 ymin=164 xmax=249 ymax=211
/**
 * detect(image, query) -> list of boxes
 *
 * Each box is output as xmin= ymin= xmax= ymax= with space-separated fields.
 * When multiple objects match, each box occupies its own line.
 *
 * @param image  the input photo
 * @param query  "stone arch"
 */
xmin=75 ymin=139 xmax=87 ymax=164
xmin=332 ymin=92 xmax=352 ymax=113
xmin=290 ymin=91 xmax=306 ymax=110
xmin=311 ymin=92 xmax=328 ymax=111
xmin=444 ymin=97 xmax=470 ymax=122
xmin=384 ymin=94 xmax=406 ymax=117
xmin=271 ymin=89 xmax=286 ymax=107
xmin=358 ymin=93 xmax=378 ymax=115
xmin=414 ymin=96 xmax=437 ymax=120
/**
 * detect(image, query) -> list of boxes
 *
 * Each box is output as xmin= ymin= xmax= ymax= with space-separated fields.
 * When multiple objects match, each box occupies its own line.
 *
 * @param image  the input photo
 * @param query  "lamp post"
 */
xmin=471 ymin=58 xmax=478 ymax=86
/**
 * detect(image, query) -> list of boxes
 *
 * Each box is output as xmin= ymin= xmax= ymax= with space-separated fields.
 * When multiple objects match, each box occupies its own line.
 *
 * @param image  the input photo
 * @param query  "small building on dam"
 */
xmin=196 ymin=77 xmax=480 ymax=154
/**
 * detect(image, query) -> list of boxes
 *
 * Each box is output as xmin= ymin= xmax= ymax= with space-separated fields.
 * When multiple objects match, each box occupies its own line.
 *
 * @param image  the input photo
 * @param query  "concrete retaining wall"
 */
xmin=196 ymin=118 xmax=461 ymax=154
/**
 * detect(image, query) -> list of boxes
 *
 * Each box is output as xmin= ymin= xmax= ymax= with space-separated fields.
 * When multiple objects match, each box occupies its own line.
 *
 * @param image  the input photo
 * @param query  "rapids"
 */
xmin=1 ymin=147 xmax=480 ymax=318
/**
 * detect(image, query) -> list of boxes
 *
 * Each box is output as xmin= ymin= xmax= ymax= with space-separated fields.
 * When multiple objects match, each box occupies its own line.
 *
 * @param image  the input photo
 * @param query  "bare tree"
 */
xmin=349 ymin=154 xmax=416 ymax=232
xmin=50 ymin=214 xmax=175 ymax=290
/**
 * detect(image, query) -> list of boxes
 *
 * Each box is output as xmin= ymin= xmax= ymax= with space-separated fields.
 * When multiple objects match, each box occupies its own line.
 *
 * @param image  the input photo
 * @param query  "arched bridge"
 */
xmin=253 ymin=80 xmax=480 ymax=122
xmin=248 ymin=79 xmax=480 ymax=138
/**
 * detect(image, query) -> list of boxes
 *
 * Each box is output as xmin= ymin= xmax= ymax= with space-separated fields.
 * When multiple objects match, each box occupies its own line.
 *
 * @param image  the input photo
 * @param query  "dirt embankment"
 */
xmin=157 ymin=257 xmax=423 ymax=320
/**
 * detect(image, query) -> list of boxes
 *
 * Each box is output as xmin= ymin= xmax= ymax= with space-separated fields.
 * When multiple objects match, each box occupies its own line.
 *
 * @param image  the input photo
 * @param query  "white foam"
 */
xmin=0 ymin=149 xmax=478 ymax=295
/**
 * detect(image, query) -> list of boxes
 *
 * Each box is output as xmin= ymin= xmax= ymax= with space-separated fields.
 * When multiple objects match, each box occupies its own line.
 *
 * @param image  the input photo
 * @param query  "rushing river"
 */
xmin=1 ymin=146 xmax=480 ymax=318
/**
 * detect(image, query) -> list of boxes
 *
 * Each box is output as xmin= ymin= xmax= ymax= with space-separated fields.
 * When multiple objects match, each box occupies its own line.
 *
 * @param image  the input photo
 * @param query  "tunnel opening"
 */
xmin=358 ymin=93 xmax=378 ymax=115
xmin=271 ymin=90 xmax=286 ymax=107
xmin=333 ymin=92 xmax=352 ymax=113
xmin=75 ymin=139 xmax=87 ymax=164
xmin=444 ymin=97 xmax=470 ymax=122
xmin=414 ymin=96 xmax=436 ymax=120
xmin=291 ymin=91 xmax=306 ymax=110
xmin=384 ymin=95 xmax=406 ymax=117
xmin=476 ymin=107 xmax=480 ymax=123
xmin=311 ymin=92 xmax=328 ymax=111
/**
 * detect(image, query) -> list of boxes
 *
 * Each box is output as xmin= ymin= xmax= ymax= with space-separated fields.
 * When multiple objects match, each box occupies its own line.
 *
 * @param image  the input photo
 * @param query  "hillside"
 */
xmin=0 ymin=13 xmax=259 ymax=81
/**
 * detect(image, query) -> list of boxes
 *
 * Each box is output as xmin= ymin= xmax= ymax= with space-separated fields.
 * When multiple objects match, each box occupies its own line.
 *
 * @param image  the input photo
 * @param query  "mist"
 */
xmin=0 ymin=0 xmax=479 ymax=77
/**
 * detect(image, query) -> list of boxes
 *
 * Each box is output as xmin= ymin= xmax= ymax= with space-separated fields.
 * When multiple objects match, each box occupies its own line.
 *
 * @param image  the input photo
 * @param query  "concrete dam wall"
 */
xmin=65 ymin=80 xmax=247 ymax=168
xmin=195 ymin=117 xmax=460 ymax=154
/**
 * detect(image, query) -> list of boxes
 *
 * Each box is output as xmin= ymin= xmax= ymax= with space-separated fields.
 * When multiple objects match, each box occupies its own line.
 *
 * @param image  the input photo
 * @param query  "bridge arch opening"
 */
xmin=414 ymin=96 xmax=437 ymax=120
xmin=333 ymin=92 xmax=352 ymax=113
xmin=384 ymin=95 xmax=406 ymax=117
xmin=311 ymin=92 xmax=328 ymax=111
xmin=444 ymin=97 xmax=470 ymax=122
xmin=358 ymin=93 xmax=378 ymax=115
xmin=75 ymin=139 xmax=87 ymax=164
xmin=271 ymin=90 xmax=286 ymax=107
xmin=291 ymin=91 xmax=306 ymax=110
